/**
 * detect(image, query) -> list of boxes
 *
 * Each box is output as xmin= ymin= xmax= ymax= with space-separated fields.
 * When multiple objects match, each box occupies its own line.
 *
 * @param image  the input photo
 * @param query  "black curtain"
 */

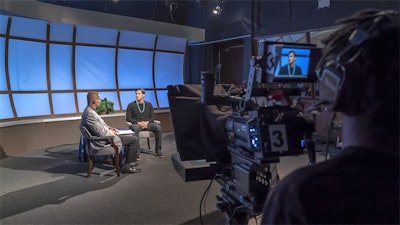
xmin=185 ymin=44 xmax=214 ymax=84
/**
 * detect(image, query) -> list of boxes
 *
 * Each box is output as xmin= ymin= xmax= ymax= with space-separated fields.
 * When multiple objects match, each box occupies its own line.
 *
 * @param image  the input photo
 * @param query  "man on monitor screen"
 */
xmin=278 ymin=50 xmax=302 ymax=76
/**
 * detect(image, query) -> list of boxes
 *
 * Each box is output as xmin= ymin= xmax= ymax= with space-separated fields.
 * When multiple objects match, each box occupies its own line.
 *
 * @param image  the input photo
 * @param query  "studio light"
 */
xmin=212 ymin=0 xmax=225 ymax=15
xmin=212 ymin=5 xmax=222 ymax=15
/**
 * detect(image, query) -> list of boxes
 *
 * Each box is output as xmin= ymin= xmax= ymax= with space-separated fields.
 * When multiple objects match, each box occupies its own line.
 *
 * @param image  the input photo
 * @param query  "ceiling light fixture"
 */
xmin=212 ymin=0 xmax=225 ymax=15
xmin=212 ymin=5 xmax=222 ymax=15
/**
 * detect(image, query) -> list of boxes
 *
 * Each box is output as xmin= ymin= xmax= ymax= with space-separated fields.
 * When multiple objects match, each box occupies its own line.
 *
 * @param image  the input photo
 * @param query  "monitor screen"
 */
xmin=275 ymin=47 xmax=311 ymax=77
xmin=259 ymin=42 xmax=321 ymax=83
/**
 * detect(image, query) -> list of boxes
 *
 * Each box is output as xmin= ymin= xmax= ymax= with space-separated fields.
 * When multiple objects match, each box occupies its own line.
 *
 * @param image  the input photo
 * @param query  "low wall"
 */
xmin=0 ymin=111 xmax=173 ymax=157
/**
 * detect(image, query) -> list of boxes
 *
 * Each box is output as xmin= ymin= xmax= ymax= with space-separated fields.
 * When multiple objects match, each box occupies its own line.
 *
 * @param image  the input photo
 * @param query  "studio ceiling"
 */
xmin=37 ymin=0 xmax=206 ymax=27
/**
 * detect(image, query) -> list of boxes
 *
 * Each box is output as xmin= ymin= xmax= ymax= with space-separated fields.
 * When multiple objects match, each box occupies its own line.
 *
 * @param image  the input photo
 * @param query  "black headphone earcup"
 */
xmin=319 ymin=66 xmax=343 ymax=111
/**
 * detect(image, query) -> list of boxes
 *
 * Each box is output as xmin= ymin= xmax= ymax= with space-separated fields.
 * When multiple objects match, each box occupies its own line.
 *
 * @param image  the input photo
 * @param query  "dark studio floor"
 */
xmin=0 ymin=132 xmax=325 ymax=225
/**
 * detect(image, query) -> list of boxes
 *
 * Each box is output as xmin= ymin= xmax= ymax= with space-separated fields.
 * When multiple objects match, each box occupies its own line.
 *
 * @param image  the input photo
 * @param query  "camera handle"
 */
xmin=239 ymin=56 xmax=263 ymax=112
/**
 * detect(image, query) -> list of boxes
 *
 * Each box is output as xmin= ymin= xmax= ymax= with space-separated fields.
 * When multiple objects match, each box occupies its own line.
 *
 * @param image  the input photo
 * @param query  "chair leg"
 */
xmin=87 ymin=155 xmax=94 ymax=178
xmin=147 ymin=138 xmax=151 ymax=149
xmin=114 ymin=149 xmax=120 ymax=177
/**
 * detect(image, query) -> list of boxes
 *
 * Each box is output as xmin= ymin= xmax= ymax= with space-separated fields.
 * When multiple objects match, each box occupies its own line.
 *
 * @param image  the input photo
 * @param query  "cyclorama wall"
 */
xmin=0 ymin=112 xmax=173 ymax=158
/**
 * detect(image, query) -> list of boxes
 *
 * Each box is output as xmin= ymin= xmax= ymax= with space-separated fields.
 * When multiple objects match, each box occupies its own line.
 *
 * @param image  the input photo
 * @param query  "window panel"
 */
xmin=154 ymin=52 xmax=184 ymax=89
xmin=8 ymin=40 xmax=47 ymax=91
xmin=77 ymin=92 xmax=88 ymax=113
xmin=0 ymin=37 xmax=7 ymax=91
xmin=119 ymin=91 xmax=135 ymax=110
xmin=13 ymin=93 xmax=50 ymax=117
xmin=142 ymin=90 xmax=157 ymax=109
xmin=118 ymin=49 xmax=153 ymax=89
xmin=156 ymin=35 xmax=187 ymax=52
xmin=50 ymin=44 xmax=73 ymax=90
xmin=0 ymin=15 xmax=8 ymax=35
xmin=119 ymin=30 xmax=156 ymax=49
xmin=156 ymin=90 xmax=169 ymax=108
xmin=10 ymin=16 xmax=47 ymax=40
xmin=52 ymin=93 xmax=76 ymax=114
xmin=120 ymin=90 xmax=157 ymax=110
xmin=50 ymin=21 xmax=74 ymax=42
xmin=98 ymin=91 xmax=120 ymax=111
xmin=76 ymin=25 xmax=118 ymax=45
xmin=77 ymin=91 xmax=120 ymax=112
xmin=75 ymin=46 xmax=116 ymax=90
xmin=0 ymin=94 xmax=14 ymax=119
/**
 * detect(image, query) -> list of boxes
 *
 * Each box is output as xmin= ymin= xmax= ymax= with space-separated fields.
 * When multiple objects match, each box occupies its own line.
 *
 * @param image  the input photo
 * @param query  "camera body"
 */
xmin=168 ymin=42 xmax=318 ymax=223
xmin=226 ymin=107 xmax=308 ymax=163
xmin=217 ymin=105 xmax=313 ymax=217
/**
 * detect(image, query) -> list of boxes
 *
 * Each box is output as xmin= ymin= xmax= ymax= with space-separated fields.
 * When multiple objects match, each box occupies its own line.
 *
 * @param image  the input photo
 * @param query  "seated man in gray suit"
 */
xmin=80 ymin=91 xmax=140 ymax=174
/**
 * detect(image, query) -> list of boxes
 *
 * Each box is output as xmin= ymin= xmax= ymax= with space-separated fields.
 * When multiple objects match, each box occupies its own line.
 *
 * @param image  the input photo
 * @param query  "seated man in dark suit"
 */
xmin=80 ymin=91 xmax=140 ymax=174
xmin=126 ymin=88 xmax=163 ymax=157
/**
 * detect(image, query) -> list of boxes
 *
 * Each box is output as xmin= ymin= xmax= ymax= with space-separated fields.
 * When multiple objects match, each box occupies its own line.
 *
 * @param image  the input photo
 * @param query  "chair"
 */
xmin=79 ymin=126 xmax=120 ymax=177
xmin=126 ymin=120 xmax=161 ymax=150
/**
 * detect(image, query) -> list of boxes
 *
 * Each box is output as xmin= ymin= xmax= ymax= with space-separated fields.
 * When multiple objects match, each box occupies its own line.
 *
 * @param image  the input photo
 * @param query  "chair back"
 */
xmin=80 ymin=126 xmax=92 ymax=140
xmin=79 ymin=126 xmax=91 ymax=156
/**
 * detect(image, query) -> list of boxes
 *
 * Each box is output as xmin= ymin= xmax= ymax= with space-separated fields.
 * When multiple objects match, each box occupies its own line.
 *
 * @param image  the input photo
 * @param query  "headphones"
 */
xmin=316 ymin=10 xmax=398 ymax=111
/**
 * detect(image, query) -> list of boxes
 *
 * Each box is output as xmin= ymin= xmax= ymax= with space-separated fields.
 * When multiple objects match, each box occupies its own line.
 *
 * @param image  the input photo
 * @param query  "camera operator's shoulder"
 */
xmin=273 ymin=158 xmax=343 ymax=194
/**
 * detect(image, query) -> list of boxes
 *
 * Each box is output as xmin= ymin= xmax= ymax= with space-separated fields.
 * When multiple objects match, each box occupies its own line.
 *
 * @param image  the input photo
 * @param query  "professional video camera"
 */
xmin=167 ymin=41 xmax=321 ymax=224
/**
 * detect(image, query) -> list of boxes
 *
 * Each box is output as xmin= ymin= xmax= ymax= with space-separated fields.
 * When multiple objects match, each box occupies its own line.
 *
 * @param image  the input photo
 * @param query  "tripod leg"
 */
xmin=305 ymin=135 xmax=316 ymax=165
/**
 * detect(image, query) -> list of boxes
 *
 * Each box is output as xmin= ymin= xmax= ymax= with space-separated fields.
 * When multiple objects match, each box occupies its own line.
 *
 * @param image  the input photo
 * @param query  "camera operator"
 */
xmin=261 ymin=9 xmax=399 ymax=224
